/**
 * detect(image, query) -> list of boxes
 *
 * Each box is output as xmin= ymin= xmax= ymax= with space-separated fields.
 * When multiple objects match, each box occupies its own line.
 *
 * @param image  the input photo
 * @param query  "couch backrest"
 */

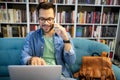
xmin=0 ymin=38 xmax=110 ymax=77
xmin=70 ymin=38 xmax=110 ymax=73
xmin=0 ymin=38 xmax=25 ymax=76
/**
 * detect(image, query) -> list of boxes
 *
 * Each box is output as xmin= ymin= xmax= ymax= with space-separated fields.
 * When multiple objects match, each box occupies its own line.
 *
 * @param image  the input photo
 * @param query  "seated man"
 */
xmin=21 ymin=2 xmax=76 ymax=80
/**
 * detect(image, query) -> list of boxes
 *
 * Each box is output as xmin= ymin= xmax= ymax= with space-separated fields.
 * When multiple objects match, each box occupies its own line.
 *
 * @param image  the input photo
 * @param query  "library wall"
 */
xmin=0 ymin=0 xmax=120 ymax=60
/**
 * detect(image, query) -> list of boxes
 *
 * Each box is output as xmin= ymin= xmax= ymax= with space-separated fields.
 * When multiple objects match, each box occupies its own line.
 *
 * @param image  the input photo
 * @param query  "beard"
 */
xmin=41 ymin=24 xmax=54 ymax=34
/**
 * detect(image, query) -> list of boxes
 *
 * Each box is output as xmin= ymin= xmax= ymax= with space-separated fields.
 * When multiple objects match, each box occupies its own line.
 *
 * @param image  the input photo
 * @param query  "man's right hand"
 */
xmin=29 ymin=57 xmax=46 ymax=65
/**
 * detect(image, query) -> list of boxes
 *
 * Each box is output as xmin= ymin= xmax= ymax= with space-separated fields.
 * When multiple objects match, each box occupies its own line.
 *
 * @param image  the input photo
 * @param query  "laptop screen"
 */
xmin=8 ymin=65 xmax=62 ymax=80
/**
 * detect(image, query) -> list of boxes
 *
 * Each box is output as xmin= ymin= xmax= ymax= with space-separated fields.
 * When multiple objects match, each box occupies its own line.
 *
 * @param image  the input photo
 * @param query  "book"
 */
xmin=76 ymin=26 xmax=83 ymax=37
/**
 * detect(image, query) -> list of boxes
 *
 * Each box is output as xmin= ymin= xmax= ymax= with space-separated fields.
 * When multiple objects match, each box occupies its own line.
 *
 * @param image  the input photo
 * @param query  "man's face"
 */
xmin=39 ymin=8 xmax=55 ymax=33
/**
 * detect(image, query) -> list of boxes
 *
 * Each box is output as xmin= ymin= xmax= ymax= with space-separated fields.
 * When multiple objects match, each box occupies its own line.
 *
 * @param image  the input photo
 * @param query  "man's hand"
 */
xmin=30 ymin=57 xmax=46 ymax=65
xmin=54 ymin=23 xmax=69 ymax=40
xmin=54 ymin=23 xmax=72 ymax=51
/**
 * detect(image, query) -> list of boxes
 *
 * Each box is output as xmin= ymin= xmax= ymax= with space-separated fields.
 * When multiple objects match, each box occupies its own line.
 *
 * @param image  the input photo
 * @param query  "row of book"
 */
xmin=63 ymin=25 xmax=74 ymax=37
xmin=30 ymin=6 xmax=38 ymax=23
xmin=0 ymin=0 xmax=26 ymax=2
xmin=0 ymin=8 xmax=118 ymax=24
xmin=29 ymin=0 xmax=46 ymax=2
xmin=26 ymin=9 xmax=119 ymax=24
xmin=76 ymin=25 xmax=92 ymax=37
xmin=0 ymin=0 xmax=46 ymax=2
xmin=99 ymin=39 xmax=115 ymax=51
xmin=52 ymin=9 xmax=118 ymax=24
xmin=0 ymin=25 xmax=115 ymax=55
xmin=101 ymin=26 xmax=117 ymax=37
xmin=57 ymin=10 xmax=75 ymax=23
xmin=78 ymin=0 xmax=120 ymax=5
xmin=76 ymin=25 xmax=117 ymax=37
xmin=29 ymin=0 xmax=120 ymax=5
xmin=77 ymin=11 xmax=119 ymax=24
xmin=30 ymin=0 xmax=76 ymax=4
xmin=30 ymin=25 xmax=74 ymax=37
xmin=0 ymin=25 xmax=116 ymax=38
xmin=102 ymin=0 xmax=120 ymax=5
xmin=48 ymin=0 xmax=76 ymax=4
xmin=93 ymin=26 xmax=116 ymax=37
xmin=0 ymin=0 xmax=120 ymax=5
xmin=78 ymin=0 xmax=101 ymax=4
xmin=29 ymin=0 xmax=53 ymax=3
xmin=0 ymin=5 xmax=37 ymax=23
xmin=77 ymin=11 xmax=101 ymax=24
xmin=0 ymin=25 xmax=27 ymax=37
xmin=30 ymin=6 xmax=75 ymax=23
xmin=7 ymin=0 xmax=76 ymax=3
xmin=30 ymin=25 xmax=39 ymax=31
xmin=0 ymin=7 xmax=27 ymax=23
xmin=102 ymin=12 xmax=119 ymax=24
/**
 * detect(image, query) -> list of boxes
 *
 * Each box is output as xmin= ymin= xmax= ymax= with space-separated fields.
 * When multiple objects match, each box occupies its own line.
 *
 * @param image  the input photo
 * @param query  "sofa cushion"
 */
xmin=0 ymin=50 xmax=22 ymax=76
xmin=0 ymin=76 xmax=10 ymax=80
xmin=112 ymin=64 xmax=120 ymax=80
xmin=0 ymin=38 xmax=25 ymax=76
xmin=0 ymin=66 xmax=9 ymax=76
xmin=0 ymin=50 xmax=21 ymax=65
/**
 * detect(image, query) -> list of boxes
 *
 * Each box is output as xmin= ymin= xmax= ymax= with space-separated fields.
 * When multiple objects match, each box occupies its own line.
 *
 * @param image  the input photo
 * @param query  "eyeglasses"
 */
xmin=39 ymin=17 xmax=54 ymax=23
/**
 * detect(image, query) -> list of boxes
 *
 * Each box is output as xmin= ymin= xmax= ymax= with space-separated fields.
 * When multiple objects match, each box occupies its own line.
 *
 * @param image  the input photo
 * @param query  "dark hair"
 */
xmin=36 ymin=2 xmax=55 ymax=15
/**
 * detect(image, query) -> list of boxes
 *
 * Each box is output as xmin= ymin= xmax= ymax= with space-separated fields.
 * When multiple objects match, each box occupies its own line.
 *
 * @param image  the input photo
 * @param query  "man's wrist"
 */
xmin=63 ymin=40 xmax=70 ymax=43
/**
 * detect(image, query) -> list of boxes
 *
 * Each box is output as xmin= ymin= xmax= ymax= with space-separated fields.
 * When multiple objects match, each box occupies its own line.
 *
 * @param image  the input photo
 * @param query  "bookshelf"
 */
xmin=0 ymin=0 xmax=120 ymax=60
xmin=0 ymin=1 xmax=27 ymax=37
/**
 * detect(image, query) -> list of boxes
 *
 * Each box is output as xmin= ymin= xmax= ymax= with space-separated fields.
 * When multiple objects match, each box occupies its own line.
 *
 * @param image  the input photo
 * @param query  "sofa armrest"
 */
xmin=70 ymin=38 xmax=110 ymax=73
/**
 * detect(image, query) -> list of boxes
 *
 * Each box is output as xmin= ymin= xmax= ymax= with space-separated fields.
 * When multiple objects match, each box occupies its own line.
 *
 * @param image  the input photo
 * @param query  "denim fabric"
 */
xmin=21 ymin=29 xmax=76 ymax=77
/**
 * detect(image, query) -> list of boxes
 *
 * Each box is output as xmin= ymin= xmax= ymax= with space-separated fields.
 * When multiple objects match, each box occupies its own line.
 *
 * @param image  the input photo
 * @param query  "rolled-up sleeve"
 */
xmin=63 ymin=39 xmax=76 ymax=66
xmin=21 ymin=31 xmax=34 ymax=64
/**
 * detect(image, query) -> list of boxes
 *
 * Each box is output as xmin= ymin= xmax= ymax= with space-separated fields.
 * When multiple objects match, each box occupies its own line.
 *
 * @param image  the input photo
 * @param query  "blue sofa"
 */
xmin=0 ymin=38 xmax=120 ymax=80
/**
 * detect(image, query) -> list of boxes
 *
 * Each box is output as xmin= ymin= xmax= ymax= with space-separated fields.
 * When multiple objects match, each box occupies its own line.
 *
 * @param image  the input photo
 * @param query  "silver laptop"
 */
xmin=8 ymin=65 xmax=62 ymax=80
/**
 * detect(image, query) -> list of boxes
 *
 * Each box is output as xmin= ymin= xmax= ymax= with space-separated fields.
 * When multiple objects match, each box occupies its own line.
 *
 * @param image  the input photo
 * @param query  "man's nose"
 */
xmin=44 ymin=20 xmax=49 ymax=24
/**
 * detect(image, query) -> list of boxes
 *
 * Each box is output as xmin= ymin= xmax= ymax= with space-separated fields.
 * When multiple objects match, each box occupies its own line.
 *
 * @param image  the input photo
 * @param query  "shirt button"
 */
xmin=41 ymin=46 xmax=43 ymax=48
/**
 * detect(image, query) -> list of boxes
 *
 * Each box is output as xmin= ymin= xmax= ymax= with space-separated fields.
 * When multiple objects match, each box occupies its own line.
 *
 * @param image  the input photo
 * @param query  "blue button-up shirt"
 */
xmin=21 ymin=29 xmax=76 ymax=77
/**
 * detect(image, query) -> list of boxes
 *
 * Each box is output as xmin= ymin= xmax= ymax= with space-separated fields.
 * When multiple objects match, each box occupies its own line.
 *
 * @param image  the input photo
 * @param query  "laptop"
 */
xmin=8 ymin=65 xmax=62 ymax=80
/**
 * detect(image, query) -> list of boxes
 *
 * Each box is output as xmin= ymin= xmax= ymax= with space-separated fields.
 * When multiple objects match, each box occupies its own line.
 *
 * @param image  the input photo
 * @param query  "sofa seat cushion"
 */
xmin=0 ymin=66 xmax=9 ymax=76
xmin=0 ymin=76 xmax=10 ymax=80
xmin=0 ymin=38 xmax=25 ymax=76
xmin=0 ymin=50 xmax=22 ymax=76
xmin=0 ymin=50 xmax=21 ymax=65
xmin=112 ymin=64 xmax=120 ymax=80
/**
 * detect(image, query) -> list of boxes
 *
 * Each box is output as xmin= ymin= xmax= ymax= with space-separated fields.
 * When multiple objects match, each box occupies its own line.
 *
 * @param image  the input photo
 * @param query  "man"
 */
xmin=21 ymin=2 xmax=76 ymax=80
